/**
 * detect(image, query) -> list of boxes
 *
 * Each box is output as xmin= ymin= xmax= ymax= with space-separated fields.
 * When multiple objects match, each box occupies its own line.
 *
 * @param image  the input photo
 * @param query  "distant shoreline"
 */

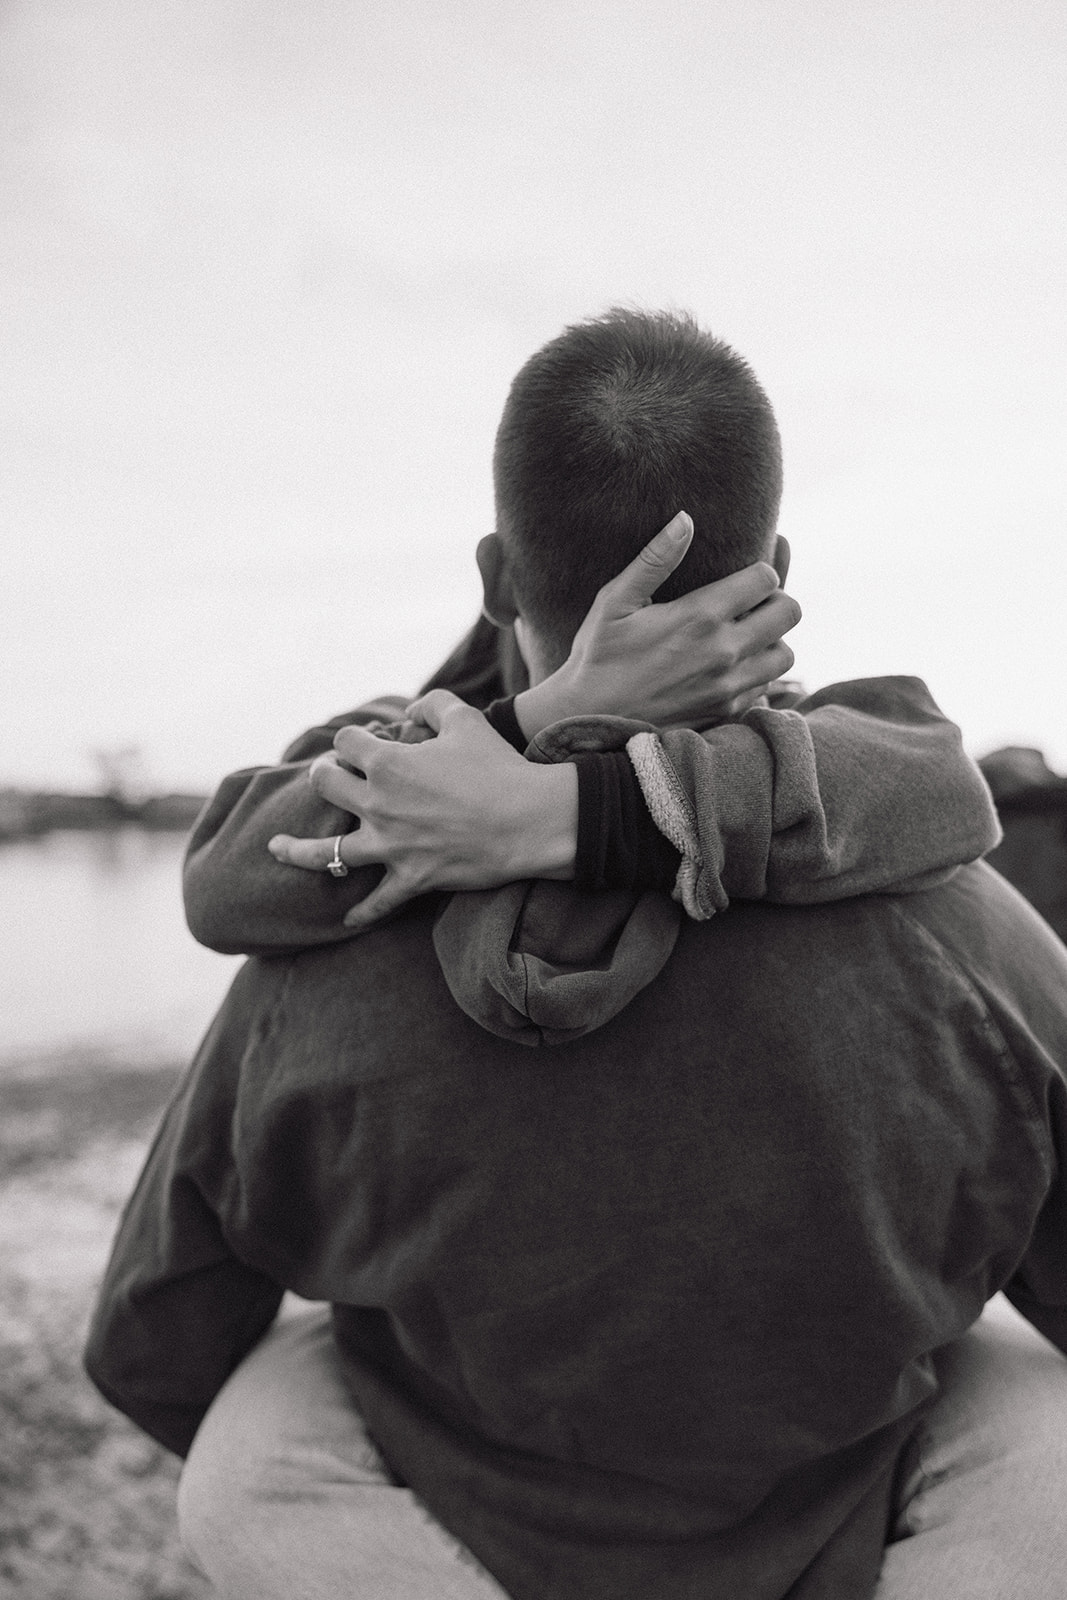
xmin=0 ymin=787 xmax=207 ymax=841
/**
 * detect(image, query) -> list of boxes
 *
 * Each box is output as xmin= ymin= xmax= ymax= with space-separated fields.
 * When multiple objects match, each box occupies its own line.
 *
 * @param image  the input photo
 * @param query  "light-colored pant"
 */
xmin=178 ymin=1296 xmax=1067 ymax=1600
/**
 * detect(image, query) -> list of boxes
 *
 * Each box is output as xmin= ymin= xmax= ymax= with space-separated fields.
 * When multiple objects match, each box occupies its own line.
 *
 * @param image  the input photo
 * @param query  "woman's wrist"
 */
xmin=502 ymin=760 xmax=578 ymax=881
xmin=513 ymin=670 xmax=581 ymax=743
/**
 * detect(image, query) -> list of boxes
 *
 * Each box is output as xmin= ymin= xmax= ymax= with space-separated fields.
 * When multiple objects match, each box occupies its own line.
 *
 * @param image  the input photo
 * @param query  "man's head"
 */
xmin=480 ymin=308 xmax=784 ymax=673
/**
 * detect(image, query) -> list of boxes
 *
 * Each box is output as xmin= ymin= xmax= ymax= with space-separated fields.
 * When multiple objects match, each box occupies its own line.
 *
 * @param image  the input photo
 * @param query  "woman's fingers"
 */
xmin=268 ymin=826 xmax=378 ymax=873
xmin=628 ymin=559 xmax=796 ymax=653
xmin=268 ymin=833 xmax=345 ymax=871
xmin=266 ymin=832 xmax=418 ymax=932
xmin=404 ymin=687 xmax=469 ymax=731
xmin=342 ymin=871 xmax=415 ymax=932
xmin=730 ymin=588 xmax=803 ymax=652
xmin=661 ymin=581 xmax=799 ymax=681
xmin=716 ymin=639 xmax=796 ymax=699
xmin=704 ymin=558 xmax=783 ymax=621
xmin=308 ymin=751 xmax=368 ymax=811
xmin=331 ymin=722 xmax=392 ymax=769
xmin=595 ymin=511 xmax=694 ymax=615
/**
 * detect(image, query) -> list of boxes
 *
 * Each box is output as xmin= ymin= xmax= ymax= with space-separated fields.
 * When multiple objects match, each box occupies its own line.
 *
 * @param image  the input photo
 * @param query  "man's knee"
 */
xmin=176 ymin=1308 xmax=392 ymax=1587
xmin=927 ymin=1296 xmax=1067 ymax=1479
xmin=175 ymin=1350 xmax=282 ymax=1573
xmin=176 ymin=1436 xmax=229 ymax=1577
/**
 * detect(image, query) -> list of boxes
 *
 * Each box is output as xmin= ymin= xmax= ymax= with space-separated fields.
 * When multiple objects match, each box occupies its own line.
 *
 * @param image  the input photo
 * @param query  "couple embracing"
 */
xmin=89 ymin=309 xmax=1067 ymax=1599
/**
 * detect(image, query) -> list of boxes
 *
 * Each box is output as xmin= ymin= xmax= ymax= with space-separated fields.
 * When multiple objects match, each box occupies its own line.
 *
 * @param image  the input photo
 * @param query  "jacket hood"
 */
xmin=433 ymin=714 xmax=681 ymax=1047
xmin=424 ymin=680 xmax=999 ymax=1048
xmin=433 ymin=880 xmax=680 ymax=1048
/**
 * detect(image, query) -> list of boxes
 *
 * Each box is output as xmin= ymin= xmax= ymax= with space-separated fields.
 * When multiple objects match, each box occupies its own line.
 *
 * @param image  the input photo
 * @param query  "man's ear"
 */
xmin=476 ymin=533 xmax=519 ymax=627
xmin=772 ymin=534 xmax=790 ymax=588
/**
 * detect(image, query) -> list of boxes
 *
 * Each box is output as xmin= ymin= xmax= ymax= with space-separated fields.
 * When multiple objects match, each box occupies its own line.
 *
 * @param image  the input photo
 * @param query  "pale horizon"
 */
xmin=3 ymin=0 xmax=1065 ymax=792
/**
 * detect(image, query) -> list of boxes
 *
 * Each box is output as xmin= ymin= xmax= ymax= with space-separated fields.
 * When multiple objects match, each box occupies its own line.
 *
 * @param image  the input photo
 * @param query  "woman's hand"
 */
xmin=513 ymin=510 xmax=802 ymax=740
xmin=266 ymin=511 xmax=802 ymax=933
xmin=267 ymin=693 xmax=578 ymax=933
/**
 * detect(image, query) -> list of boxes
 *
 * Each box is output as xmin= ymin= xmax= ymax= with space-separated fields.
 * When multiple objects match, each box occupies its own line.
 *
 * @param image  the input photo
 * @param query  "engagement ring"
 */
xmin=327 ymin=835 xmax=349 ymax=877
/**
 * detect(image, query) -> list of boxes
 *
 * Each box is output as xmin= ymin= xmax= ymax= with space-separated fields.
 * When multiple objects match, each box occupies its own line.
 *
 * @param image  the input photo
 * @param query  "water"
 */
xmin=0 ymin=830 xmax=241 ymax=1070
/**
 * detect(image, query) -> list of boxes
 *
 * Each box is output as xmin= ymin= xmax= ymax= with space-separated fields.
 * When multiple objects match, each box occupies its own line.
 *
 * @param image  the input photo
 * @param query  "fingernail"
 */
xmin=669 ymin=511 xmax=693 ymax=540
xmin=267 ymin=837 xmax=282 ymax=854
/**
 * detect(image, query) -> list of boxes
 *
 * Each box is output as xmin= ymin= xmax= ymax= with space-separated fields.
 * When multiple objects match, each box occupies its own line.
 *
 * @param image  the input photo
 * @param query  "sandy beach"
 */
xmin=0 ymin=1052 xmax=209 ymax=1600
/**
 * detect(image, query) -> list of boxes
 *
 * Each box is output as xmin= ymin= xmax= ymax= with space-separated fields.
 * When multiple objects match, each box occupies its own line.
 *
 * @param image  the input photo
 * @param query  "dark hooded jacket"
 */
xmin=85 ymin=683 xmax=1067 ymax=1600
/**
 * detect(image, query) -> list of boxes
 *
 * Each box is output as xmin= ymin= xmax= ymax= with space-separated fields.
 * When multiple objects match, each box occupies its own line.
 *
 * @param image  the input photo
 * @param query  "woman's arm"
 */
xmin=274 ymin=674 xmax=1000 ymax=935
xmin=182 ymin=698 xmax=410 ymax=955
xmin=185 ymin=516 xmax=798 ymax=951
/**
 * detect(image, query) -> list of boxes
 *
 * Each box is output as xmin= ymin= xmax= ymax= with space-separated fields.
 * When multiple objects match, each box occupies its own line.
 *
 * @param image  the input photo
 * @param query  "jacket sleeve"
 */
xmin=1002 ymin=1046 xmax=1067 ymax=1356
xmin=83 ymin=978 xmax=285 ymax=1455
xmin=626 ymin=677 xmax=1002 ymax=920
xmin=182 ymin=700 xmax=408 ymax=955
xmin=185 ymin=677 xmax=1001 ymax=953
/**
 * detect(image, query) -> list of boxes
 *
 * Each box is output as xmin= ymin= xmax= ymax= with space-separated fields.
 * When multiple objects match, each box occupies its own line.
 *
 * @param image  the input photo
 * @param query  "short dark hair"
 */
xmin=493 ymin=308 xmax=783 ymax=652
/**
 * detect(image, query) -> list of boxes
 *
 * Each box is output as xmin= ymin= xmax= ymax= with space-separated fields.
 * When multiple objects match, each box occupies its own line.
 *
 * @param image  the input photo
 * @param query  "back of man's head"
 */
xmin=493 ymin=308 xmax=783 ymax=657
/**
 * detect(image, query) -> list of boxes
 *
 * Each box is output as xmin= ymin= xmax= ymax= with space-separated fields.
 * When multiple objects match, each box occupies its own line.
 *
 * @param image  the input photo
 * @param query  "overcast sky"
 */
xmin=2 ymin=0 xmax=1064 ymax=791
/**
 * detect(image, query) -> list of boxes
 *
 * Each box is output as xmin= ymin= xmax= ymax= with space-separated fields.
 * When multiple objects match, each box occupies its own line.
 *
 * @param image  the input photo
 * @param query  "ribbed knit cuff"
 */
xmin=573 ymin=752 xmax=681 ymax=892
xmin=484 ymin=697 xmax=530 ymax=754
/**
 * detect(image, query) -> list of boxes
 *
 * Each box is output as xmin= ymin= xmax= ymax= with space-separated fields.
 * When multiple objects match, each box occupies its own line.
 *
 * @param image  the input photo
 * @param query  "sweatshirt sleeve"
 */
xmin=182 ymin=699 xmax=410 ymax=956
xmin=624 ymin=677 xmax=1002 ymax=920
xmin=184 ymin=678 xmax=1001 ymax=949
xmin=83 ymin=982 xmax=284 ymax=1455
